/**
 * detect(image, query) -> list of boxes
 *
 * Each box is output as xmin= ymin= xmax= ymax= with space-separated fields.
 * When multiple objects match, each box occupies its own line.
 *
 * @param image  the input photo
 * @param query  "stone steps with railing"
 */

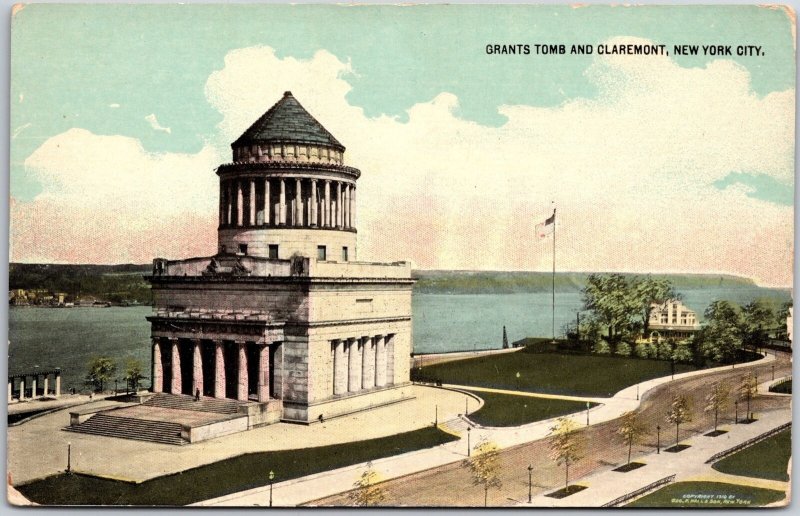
xmin=64 ymin=413 xmax=186 ymax=445
xmin=143 ymin=393 xmax=243 ymax=415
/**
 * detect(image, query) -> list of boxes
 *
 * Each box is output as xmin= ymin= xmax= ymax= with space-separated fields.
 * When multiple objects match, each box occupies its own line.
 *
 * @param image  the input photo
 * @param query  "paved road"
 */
xmin=199 ymin=352 xmax=791 ymax=507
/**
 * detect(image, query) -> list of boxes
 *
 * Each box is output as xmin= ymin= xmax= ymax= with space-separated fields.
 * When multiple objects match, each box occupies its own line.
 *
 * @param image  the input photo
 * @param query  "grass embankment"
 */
xmin=416 ymin=352 xmax=696 ymax=397
xmin=17 ymin=427 xmax=457 ymax=506
xmin=769 ymin=380 xmax=792 ymax=394
xmin=712 ymin=429 xmax=791 ymax=482
xmin=466 ymin=390 xmax=596 ymax=427
xmin=626 ymin=481 xmax=785 ymax=507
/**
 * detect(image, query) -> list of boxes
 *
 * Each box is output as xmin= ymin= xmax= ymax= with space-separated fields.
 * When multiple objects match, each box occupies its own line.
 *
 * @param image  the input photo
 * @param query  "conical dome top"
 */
xmin=232 ymin=91 xmax=345 ymax=151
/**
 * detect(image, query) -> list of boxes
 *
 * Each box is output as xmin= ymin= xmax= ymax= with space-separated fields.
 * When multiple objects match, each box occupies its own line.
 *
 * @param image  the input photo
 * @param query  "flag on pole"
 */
xmin=535 ymin=209 xmax=556 ymax=239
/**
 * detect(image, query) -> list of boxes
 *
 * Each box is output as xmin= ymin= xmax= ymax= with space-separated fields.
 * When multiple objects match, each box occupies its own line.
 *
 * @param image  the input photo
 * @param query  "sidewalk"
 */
xmin=196 ymin=352 xmax=778 ymax=506
xmin=528 ymin=408 xmax=791 ymax=507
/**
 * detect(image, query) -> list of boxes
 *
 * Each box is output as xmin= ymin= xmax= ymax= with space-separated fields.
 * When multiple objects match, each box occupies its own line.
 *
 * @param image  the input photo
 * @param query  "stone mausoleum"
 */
xmin=146 ymin=92 xmax=414 ymax=425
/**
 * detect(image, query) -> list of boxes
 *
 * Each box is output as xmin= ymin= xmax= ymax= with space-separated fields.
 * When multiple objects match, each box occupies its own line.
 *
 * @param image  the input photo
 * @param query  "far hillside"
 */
xmin=412 ymin=270 xmax=761 ymax=294
xmin=9 ymin=263 xmax=152 ymax=304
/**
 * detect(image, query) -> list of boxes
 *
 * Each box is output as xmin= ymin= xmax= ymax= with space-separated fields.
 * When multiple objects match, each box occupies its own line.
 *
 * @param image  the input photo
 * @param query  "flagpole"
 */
xmin=552 ymin=210 xmax=556 ymax=343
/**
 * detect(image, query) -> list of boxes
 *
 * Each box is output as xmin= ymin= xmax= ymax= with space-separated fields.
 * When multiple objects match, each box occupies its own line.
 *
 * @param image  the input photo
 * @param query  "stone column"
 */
xmin=324 ymin=180 xmax=331 ymax=227
xmin=342 ymin=183 xmax=350 ymax=228
xmin=279 ymin=179 xmax=287 ymax=225
xmin=227 ymin=181 xmax=233 ymax=226
xmin=249 ymin=179 xmax=256 ymax=226
xmin=30 ymin=376 xmax=37 ymax=398
xmin=264 ymin=178 xmax=271 ymax=225
xmin=152 ymin=338 xmax=163 ymax=393
xmin=333 ymin=340 xmax=348 ymax=395
xmin=351 ymin=186 xmax=356 ymax=228
xmin=311 ymin=179 xmax=319 ymax=227
xmin=170 ymin=338 xmax=182 ymax=395
xmin=258 ymin=344 xmax=270 ymax=402
xmin=55 ymin=373 xmax=61 ymax=397
xmin=375 ymin=335 xmax=387 ymax=387
xmin=361 ymin=337 xmax=376 ymax=390
xmin=295 ymin=178 xmax=303 ymax=226
xmin=237 ymin=342 xmax=248 ymax=401
xmin=18 ymin=378 xmax=24 ymax=401
xmin=43 ymin=375 xmax=50 ymax=397
xmin=236 ymin=181 xmax=244 ymax=227
xmin=7 ymin=382 xmax=11 ymax=403
xmin=214 ymin=341 xmax=225 ymax=399
xmin=219 ymin=181 xmax=225 ymax=226
xmin=335 ymin=182 xmax=342 ymax=228
xmin=192 ymin=340 xmax=203 ymax=397
xmin=347 ymin=339 xmax=361 ymax=392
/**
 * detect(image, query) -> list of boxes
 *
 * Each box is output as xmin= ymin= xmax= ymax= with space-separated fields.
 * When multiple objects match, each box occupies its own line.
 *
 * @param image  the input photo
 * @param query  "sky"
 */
xmin=9 ymin=4 xmax=796 ymax=287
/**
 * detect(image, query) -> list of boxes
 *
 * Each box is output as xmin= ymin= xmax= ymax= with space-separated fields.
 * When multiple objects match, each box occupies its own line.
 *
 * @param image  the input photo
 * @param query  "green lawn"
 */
xmin=626 ymin=481 xmax=786 ymax=508
xmin=466 ymin=390 xmax=596 ymax=427
xmin=769 ymin=380 xmax=791 ymax=394
xmin=416 ymin=352 xmax=696 ymax=397
xmin=17 ymin=427 xmax=457 ymax=506
xmin=712 ymin=429 xmax=791 ymax=481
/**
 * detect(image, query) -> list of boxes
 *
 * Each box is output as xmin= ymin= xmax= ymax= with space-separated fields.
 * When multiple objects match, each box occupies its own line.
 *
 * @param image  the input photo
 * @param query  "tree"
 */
xmin=741 ymin=299 xmax=776 ymax=352
xmin=671 ymin=340 xmax=694 ymax=363
xmin=665 ymin=394 xmax=693 ymax=447
xmin=124 ymin=358 xmax=144 ymax=392
xmin=582 ymin=274 xmax=639 ymax=345
xmin=462 ymin=440 xmax=502 ymax=507
xmin=616 ymin=411 xmax=646 ymax=466
xmin=633 ymin=276 xmax=678 ymax=337
xmin=698 ymin=301 xmax=743 ymax=364
xmin=85 ymin=356 xmax=117 ymax=392
xmin=657 ymin=340 xmax=673 ymax=362
xmin=704 ymin=381 xmax=730 ymax=431
xmin=348 ymin=462 xmax=386 ymax=507
xmin=548 ymin=417 xmax=584 ymax=491
xmin=738 ymin=372 xmax=758 ymax=421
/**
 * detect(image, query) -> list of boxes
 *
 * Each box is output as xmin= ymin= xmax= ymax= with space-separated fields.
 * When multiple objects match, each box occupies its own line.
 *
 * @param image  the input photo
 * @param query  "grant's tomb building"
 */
xmin=146 ymin=92 xmax=414 ymax=426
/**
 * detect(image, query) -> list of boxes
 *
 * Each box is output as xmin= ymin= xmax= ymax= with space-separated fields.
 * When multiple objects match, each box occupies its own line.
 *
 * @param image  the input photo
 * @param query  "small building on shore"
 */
xmin=146 ymin=92 xmax=414 ymax=424
xmin=647 ymin=299 xmax=700 ymax=342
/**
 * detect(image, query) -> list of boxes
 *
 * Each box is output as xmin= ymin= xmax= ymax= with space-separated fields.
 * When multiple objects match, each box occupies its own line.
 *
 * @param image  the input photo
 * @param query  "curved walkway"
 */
xmin=198 ymin=353 xmax=779 ymax=506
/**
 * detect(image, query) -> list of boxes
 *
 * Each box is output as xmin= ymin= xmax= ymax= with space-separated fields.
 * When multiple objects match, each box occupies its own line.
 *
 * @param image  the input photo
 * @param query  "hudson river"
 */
xmin=8 ymin=287 xmax=790 ymax=393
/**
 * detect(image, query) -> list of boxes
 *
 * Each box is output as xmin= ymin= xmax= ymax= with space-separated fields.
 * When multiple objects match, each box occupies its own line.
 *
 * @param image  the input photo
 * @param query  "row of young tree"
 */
xmin=85 ymin=356 xmax=145 ymax=393
xmin=437 ymin=372 xmax=760 ymax=505
xmin=577 ymin=273 xmax=791 ymax=365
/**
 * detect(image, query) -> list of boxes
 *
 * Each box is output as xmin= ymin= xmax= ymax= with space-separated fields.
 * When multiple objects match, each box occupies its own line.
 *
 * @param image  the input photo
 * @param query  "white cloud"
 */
xmin=109 ymin=103 xmax=120 ymax=108
xmin=11 ymin=39 xmax=794 ymax=286
xmin=145 ymin=113 xmax=171 ymax=134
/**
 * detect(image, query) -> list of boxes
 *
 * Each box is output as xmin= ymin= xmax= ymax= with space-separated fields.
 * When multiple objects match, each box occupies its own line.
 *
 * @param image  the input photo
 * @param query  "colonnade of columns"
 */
xmin=152 ymin=337 xmax=274 ymax=402
xmin=331 ymin=334 xmax=393 ymax=396
xmin=220 ymin=177 xmax=356 ymax=230
xmin=8 ymin=370 xmax=62 ymax=402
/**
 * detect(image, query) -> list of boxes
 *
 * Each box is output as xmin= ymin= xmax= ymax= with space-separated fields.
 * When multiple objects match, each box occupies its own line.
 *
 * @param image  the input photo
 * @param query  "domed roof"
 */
xmin=232 ymin=91 xmax=345 ymax=152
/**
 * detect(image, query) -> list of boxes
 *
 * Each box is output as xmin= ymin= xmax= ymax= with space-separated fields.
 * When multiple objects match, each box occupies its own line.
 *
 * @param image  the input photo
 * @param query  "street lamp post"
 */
xmin=435 ymin=404 xmax=438 ymax=427
xmin=735 ymin=400 xmax=739 ymax=424
xmin=515 ymin=372 xmax=520 ymax=390
xmin=671 ymin=360 xmax=675 ymax=380
xmin=527 ymin=464 xmax=533 ymax=503
xmin=755 ymin=374 xmax=759 ymax=393
xmin=115 ymin=378 xmax=118 ymax=395
xmin=465 ymin=397 xmax=469 ymax=416
xmin=656 ymin=425 xmax=661 ymax=454
xmin=269 ymin=470 xmax=275 ymax=507
xmin=772 ymin=364 xmax=775 ymax=381
xmin=636 ymin=383 xmax=639 ymax=401
xmin=467 ymin=427 xmax=472 ymax=457
xmin=66 ymin=442 xmax=72 ymax=473
xmin=586 ymin=402 xmax=590 ymax=426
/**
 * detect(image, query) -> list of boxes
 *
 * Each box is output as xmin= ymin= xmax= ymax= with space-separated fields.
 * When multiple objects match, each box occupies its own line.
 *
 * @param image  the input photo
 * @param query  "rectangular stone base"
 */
xmin=281 ymin=382 xmax=413 ymax=423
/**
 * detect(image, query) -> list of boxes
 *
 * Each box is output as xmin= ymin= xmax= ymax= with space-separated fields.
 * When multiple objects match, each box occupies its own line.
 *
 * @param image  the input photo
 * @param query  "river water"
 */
xmin=8 ymin=287 xmax=790 ymax=393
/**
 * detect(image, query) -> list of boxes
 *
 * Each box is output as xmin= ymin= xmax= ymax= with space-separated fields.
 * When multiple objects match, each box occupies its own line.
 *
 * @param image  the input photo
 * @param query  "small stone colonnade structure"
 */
xmin=8 ymin=368 xmax=62 ymax=402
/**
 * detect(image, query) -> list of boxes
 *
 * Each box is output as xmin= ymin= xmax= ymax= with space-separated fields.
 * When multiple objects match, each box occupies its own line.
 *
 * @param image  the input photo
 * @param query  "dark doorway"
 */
xmin=179 ymin=340 xmax=194 ymax=395
xmin=269 ymin=343 xmax=279 ymax=398
xmin=246 ymin=343 xmax=259 ymax=399
xmin=201 ymin=341 xmax=215 ymax=397
xmin=224 ymin=342 xmax=238 ymax=399
xmin=160 ymin=341 xmax=172 ymax=393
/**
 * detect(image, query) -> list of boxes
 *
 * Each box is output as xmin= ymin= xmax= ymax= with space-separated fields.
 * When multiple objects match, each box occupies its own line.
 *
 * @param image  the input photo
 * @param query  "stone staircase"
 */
xmin=65 ymin=413 xmax=186 ymax=445
xmin=143 ymin=393 xmax=243 ymax=415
